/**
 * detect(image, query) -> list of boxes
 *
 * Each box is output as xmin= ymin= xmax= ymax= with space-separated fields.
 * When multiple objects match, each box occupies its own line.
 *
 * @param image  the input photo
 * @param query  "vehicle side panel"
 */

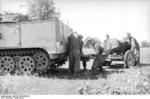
xmin=0 ymin=23 xmax=20 ymax=48
xmin=20 ymin=21 xmax=57 ymax=54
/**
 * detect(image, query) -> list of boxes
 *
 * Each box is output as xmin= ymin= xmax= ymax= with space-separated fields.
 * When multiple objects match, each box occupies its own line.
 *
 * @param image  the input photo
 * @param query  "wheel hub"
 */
xmin=33 ymin=52 xmax=49 ymax=71
xmin=127 ymin=54 xmax=135 ymax=66
xmin=18 ymin=56 xmax=35 ymax=75
xmin=0 ymin=56 xmax=15 ymax=75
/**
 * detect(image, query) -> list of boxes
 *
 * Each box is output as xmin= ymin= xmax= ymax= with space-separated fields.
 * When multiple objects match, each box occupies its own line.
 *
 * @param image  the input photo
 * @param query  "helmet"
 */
xmin=126 ymin=32 xmax=132 ymax=38
xmin=78 ymin=34 xmax=83 ymax=39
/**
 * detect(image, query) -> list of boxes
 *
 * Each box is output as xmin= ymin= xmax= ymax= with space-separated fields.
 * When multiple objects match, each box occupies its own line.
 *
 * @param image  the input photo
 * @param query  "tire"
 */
xmin=124 ymin=50 xmax=136 ymax=68
xmin=18 ymin=56 xmax=35 ymax=75
xmin=0 ymin=56 xmax=15 ymax=75
xmin=33 ymin=52 xmax=50 ymax=71
xmin=134 ymin=50 xmax=140 ymax=66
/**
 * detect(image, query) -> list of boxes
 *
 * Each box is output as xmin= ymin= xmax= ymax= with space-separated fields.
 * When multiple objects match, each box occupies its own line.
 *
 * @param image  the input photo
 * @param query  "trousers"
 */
xmin=69 ymin=49 xmax=80 ymax=74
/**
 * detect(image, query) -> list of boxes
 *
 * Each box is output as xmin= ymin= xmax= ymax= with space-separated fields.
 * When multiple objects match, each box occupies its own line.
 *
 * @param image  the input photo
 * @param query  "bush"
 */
xmin=84 ymin=37 xmax=101 ymax=49
xmin=141 ymin=41 xmax=150 ymax=48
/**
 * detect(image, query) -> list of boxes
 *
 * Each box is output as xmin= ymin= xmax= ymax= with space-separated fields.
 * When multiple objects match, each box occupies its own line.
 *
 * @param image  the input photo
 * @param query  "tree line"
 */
xmin=141 ymin=41 xmax=150 ymax=48
xmin=0 ymin=0 xmax=59 ymax=22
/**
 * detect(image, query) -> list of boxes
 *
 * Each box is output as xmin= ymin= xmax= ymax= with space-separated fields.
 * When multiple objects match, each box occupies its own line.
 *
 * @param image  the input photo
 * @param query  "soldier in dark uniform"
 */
xmin=126 ymin=32 xmax=140 ymax=65
xmin=78 ymin=34 xmax=87 ymax=71
xmin=67 ymin=32 xmax=81 ymax=75
xmin=92 ymin=44 xmax=107 ymax=73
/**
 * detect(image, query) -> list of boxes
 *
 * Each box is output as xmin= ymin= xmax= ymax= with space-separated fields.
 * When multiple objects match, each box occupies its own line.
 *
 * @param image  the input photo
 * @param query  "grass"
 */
xmin=140 ymin=47 xmax=150 ymax=64
xmin=1 ymin=66 xmax=150 ymax=95
xmin=0 ymin=48 xmax=150 ymax=95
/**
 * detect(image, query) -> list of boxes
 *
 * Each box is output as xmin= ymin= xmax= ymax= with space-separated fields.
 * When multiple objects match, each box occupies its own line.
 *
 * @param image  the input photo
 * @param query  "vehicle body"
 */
xmin=0 ymin=19 xmax=72 ymax=75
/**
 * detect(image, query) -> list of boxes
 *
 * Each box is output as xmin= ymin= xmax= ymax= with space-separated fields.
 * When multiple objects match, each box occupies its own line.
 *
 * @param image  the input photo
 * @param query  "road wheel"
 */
xmin=18 ymin=56 xmax=35 ymax=75
xmin=0 ymin=56 xmax=15 ymax=75
xmin=33 ymin=52 xmax=49 ymax=71
xmin=13 ymin=56 xmax=22 ymax=75
xmin=124 ymin=50 xmax=136 ymax=68
xmin=13 ymin=56 xmax=22 ymax=67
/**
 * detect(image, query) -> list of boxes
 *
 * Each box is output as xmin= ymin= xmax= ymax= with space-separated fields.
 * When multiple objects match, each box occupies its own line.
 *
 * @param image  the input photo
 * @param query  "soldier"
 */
xmin=126 ymin=32 xmax=140 ymax=65
xmin=103 ymin=34 xmax=111 ymax=53
xmin=78 ymin=34 xmax=87 ymax=71
xmin=105 ymin=34 xmax=110 ymax=41
xmin=92 ymin=43 xmax=107 ymax=74
xmin=67 ymin=32 xmax=81 ymax=75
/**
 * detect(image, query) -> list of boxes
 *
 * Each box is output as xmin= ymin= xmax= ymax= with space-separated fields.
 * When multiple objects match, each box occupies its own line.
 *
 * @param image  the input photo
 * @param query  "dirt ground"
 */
xmin=0 ymin=48 xmax=150 ymax=95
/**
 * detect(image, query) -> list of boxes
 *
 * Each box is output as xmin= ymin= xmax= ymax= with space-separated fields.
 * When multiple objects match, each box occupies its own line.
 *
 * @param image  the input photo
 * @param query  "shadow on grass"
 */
xmin=139 ymin=63 xmax=150 ymax=67
xmin=49 ymin=68 xmax=99 ymax=80
xmin=39 ymin=67 xmax=126 ymax=80
xmin=109 ymin=64 xmax=124 ymax=69
xmin=105 ymin=69 xmax=125 ymax=75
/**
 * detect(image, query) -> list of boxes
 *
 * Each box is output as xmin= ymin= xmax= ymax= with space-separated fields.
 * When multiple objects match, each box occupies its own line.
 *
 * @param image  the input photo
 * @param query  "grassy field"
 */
xmin=0 ymin=48 xmax=150 ymax=95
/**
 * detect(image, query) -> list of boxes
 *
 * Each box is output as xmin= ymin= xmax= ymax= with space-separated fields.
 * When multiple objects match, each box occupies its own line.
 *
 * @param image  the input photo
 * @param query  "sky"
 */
xmin=0 ymin=0 xmax=150 ymax=43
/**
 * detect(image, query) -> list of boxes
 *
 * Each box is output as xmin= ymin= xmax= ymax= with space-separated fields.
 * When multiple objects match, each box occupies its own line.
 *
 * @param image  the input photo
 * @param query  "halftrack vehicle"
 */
xmin=0 ymin=19 xmax=71 ymax=75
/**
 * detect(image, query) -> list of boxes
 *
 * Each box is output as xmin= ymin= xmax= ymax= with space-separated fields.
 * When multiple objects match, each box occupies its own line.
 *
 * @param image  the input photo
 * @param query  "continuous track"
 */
xmin=0 ymin=48 xmax=51 ymax=75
